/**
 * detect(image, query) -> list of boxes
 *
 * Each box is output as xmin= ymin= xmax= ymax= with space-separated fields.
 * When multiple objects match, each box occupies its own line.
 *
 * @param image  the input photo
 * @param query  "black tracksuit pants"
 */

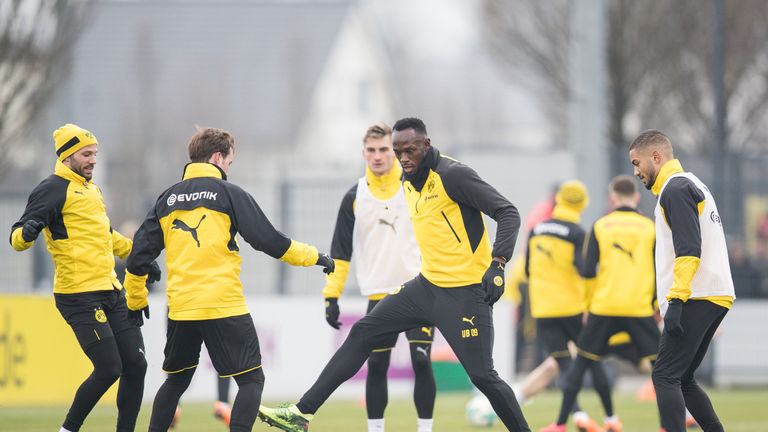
xmin=296 ymin=274 xmax=530 ymax=432
xmin=652 ymin=299 xmax=728 ymax=432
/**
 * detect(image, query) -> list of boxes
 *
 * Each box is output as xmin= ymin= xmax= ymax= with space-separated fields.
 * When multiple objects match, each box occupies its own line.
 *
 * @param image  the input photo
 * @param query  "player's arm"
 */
xmin=322 ymin=185 xmax=356 ymax=299
xmin=441 ymin=163 xmax=521 ymax=262
xmin=581 ymin=225 xmax=600 ymax=306
xmin=110 ymin=227 xmax=133 ymax=259
xmin=229 ymin=184 xmax=331 ymax=271
xmin=124 ymin=205 xmax=165 ymax=311
xmin=659 ymin=177 xmax=705 ymax=302
xmin=9 ymin=177 xmax=66 ymax=251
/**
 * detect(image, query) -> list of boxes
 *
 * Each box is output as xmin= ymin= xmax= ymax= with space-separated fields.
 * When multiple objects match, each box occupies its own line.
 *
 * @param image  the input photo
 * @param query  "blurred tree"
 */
xmin=0 ymin=0 xmax=88 ymax=178
xmin=482 ymin=0 xmax=768 ymax=174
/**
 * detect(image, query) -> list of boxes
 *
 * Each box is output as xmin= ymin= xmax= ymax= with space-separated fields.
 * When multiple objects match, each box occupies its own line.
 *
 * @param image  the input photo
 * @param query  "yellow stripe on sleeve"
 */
xmin=279 ymin=240 xmax=320 ymax=267
xmin=667 ymin=256 xmax=700 ymax=302
xmin=322 ymin=259 xmax=350 ymax=298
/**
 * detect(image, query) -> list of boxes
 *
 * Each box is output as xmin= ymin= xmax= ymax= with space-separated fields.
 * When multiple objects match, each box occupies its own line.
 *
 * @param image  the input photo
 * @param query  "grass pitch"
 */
xmin=1 ymin=389 xmax=766 ymax=431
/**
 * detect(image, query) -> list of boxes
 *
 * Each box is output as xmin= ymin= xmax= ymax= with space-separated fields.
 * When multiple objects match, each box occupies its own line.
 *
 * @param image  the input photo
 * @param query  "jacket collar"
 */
xmin=614 ymin=205 xmax=639 ymax=213
xmin=651 ymin=159 xmax=683 ymax=196
xmin=551 ymin=204 xmax=581 ymax=223
xmin=404 ymin=146 xmax=439 ymax=191
xmin=54 ymin=160 xmax=89 ymax=185
xmin=365 ymin=161 xmax=403 ymax=196
xmin=182 ymin=162 xmax=227 ymax=181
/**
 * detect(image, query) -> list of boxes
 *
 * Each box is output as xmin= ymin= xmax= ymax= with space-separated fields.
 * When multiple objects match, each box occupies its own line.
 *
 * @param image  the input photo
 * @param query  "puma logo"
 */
xmin=416 ymin=346 xmax=429 ymax=357
xmin=378 ymin=216 xmax=398 ymax=233
xmin=536 ymin=244 xmax=553 ymax=260
xmin=74 ymin=190 xmax=84 ymax=195
xmin=612 ymin=242 xmax=634 ymax=261
xmin=171 ymin=214 xmax=207 ymax=247
xmin=139 ymin=348 xmax=145 ymax=356
xmin=462 ymin=316 xmax=476 ymax=326
xmin=421 ymin=327 xmax=432 ymax=337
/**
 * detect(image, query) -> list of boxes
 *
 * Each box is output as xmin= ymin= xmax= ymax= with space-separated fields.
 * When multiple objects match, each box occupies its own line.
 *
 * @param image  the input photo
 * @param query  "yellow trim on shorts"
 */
xmin=371 ymin=347 xmax=394 ymax=353
xmin=164 ymin=364 xmax=198 ymax=374
xmin=577 ymin=348 xmax=602 ymax=361
xmin=642 ymin=354 xmax=657 ymax=362
xmin=550 ymin=350 xmax=571 ymax=359
xmin=220 ymin=365 xmax=262 ymax=378
xmin=408 ymin=340 xmax=434 ymax=344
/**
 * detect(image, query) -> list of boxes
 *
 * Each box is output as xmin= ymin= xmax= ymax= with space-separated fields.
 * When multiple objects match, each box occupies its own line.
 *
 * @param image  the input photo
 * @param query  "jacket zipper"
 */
xmin=441 ymin=210 xmax=461 ymax=243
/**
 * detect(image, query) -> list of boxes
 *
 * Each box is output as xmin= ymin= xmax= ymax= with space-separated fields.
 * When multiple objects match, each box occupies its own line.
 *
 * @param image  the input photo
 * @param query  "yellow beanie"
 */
xmin=53 ymin=124 xmax=98 ymax=161
xmin=555 ymin=180 xmax=589 ymax=212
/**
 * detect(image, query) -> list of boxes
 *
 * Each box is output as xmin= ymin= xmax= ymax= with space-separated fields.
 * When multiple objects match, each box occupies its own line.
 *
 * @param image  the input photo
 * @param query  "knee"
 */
xmin=96 ymin=360 xmax=123 ymax=383
xmin=234 ymin=368 xmax=265 ymax=387
xmin=410 ymin=348 xmax=432 ymax=375
xmin=651 ymin=367 xmax=679 ymax=388
xmin=122 ymin=353 xmax=148 ymax=378
xmin=367 ymin=352 xmax=391 ymax=378
xmin=468 ymin=369 xmax=501 ymax=391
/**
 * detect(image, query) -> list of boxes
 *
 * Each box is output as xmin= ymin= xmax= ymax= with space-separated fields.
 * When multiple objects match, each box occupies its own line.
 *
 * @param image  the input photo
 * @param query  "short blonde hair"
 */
xmin=363 ymin=122 xmax=392 ymax=142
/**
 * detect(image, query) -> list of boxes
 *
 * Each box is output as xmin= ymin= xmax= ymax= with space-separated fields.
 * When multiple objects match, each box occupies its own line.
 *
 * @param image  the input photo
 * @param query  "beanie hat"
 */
xmin=53 ymin=124 xmax=98 ymax=161
xmin=555 ymin=180 xmax=589 ymax=213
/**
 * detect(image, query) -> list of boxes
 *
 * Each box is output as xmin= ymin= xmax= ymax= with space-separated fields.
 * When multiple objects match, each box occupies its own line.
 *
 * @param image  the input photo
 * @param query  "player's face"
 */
xmin=66 ymin=144 xmax=98 ymax=180
xmin=629 ymin=148 xmax=657 ymax=190
xmin=392 ymin=129 xmax=430 ymax=175
xmin=363 ymin=135 xmax=395 ymax=176
xmin=211 ymin=149 xmax=234 ymax=174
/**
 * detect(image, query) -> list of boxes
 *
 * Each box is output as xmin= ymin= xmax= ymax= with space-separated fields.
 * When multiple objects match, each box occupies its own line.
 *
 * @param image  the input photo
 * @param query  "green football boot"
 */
xmin=258 ymin=403 xmax=313 ymax=432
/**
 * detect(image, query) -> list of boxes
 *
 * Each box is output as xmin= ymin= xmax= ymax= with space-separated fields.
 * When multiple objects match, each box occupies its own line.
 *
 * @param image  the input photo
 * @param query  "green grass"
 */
xmin=2 ymin=389 xmax=766 ymax=431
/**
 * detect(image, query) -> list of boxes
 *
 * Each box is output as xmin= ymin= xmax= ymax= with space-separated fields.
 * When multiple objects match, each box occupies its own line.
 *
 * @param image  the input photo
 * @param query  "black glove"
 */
xmin=21 ymin=219 xmax=45 ymax=242
xmin=127 ymin=306 xmax=150 ymax=327
xmin=316 ymin=252 xmax=335 ymax=274
xmin=481 ymin=260 xmax=506 ymax=306
xmin=664 ymin=298 xmax=684 ymax=337
xmin=147 ymin=261 xmax=162 ymax=284
xmin=325 ymin=297 xmax=342 ymax=329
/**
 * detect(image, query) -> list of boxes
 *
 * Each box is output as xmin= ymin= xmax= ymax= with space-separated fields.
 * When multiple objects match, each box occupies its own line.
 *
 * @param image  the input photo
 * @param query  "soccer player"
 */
xmin=629 ymin=130 xmax=734 ymax=432
xmin=259 ymin=117 xmax=531 ymax=432
xmin=122 ymin=127 xmax=335 ymax=432
xmin=544 ymin=175 xmax=660 ymax=432
xmin=322 ymin=122 xmax=435 ymax=432
xmin=525 ymin=180 xmax=610 ymax=432
xmin=9 ymin=124 xmax=160 ymax=432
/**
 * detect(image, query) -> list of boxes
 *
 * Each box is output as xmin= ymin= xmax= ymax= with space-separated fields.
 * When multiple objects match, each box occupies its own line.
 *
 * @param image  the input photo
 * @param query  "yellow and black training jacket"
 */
xmin=124 ymin=163 xmax=320 ymax=321
xmin=402 ymin=147 xmax=520 ymax=287
xmin=582 ymin=207 xmax=656 ymax=317
xmin=10 ymin=160 xmax=131 ymax=294
xmin=525 ymin=206 xmax=585 ymax=318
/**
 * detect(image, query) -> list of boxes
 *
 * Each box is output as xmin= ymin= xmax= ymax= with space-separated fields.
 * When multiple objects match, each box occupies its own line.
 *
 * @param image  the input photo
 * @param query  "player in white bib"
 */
xmin=629 ymin=130 xmax=734 ymax=432
xmin=321 ymin=122 xmax=435 ymax=432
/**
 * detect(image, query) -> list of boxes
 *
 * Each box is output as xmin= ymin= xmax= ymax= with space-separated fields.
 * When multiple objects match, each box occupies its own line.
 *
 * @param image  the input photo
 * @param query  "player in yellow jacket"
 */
xmin=10 ymin=124 xmax=160 ymax=432
xmin=259 ymin=117 xmax=531 ymax=432
xmin=543 ymin=175 xmax=659 ymax=432
xmin=122 ymin=127 xmax=334 ymax=432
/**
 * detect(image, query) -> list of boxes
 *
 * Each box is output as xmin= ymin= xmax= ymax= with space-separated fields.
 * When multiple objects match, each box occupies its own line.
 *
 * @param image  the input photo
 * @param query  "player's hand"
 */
xmin=325 ymin=297 xmax=342 ymax=329
xmin=147 ymin=261 xmax=162 ymax=284
xmin=21 ymin=219 xmax=45 ymax=242
xmin=316 ymin=252 xmax=335 ymax=274
xmin=127 ymin=306 xmax=150 ymax=327
xmin=481 ymin=260 xmax=505 ymax=306
xmin=664 ymin=299 xmax=684 ymax=337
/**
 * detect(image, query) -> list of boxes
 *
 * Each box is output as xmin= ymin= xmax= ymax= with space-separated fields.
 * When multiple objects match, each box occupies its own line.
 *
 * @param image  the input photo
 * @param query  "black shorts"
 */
xmin=577 ymin=314 xmax=660 ymax=362
xmin=536 ymin=314 xmax=583 ymax=359
xmin=55 ymin=289 xmax=137 ymax=350
xmin=163 ymin=313 xmax=261 ymax=377
xmin=366 ymin=299 xmax=434 ymax=351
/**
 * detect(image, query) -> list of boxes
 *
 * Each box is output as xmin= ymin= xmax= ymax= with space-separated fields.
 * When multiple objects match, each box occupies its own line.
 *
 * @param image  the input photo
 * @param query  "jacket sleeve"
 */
xmin=124 ymin=205 xmax=165 ymax=310
xmin=659 ymin=177 xmax=705 ymax=301
xmin=10 ymin=177 xmax=66 ymax=251
xmin=111 ymin=227 xmax=133 ymax=259
xmin=322 ymin=185 xmax=356 ymax=298
xmin=581 ymin=225 xmax=599 ymax=306
xmin=441 ymin=163 xmax=521 ymax=261
xmin=524 ymin=229 xmax=534 ymax=278
xmin=229 ymin=184 xmax=319 ymax=266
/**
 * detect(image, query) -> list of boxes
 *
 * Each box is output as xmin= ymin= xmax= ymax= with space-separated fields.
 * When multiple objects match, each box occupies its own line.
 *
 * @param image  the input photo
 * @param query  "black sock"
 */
xmin=365 ymin=350 xmax=391 ymax=419
xmin=229 ymin=368 xmax=265 ymax=432
xmin=114 ymin=328 xmax=147 ymax=432
xmin=217 ymin=376 xmax=231 ymax=403
xmin=62 ymin=340 xmax=123 ymax=432
xmin=409 ymin=343 xmax=436 ymax=419
xmin=149 ymin=369 xmax=195 ymax=432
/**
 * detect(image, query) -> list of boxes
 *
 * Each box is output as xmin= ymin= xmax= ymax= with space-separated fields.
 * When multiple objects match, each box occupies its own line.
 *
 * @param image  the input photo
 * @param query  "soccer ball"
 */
xmin=465 ymin=394 xmax=498 ymax=427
